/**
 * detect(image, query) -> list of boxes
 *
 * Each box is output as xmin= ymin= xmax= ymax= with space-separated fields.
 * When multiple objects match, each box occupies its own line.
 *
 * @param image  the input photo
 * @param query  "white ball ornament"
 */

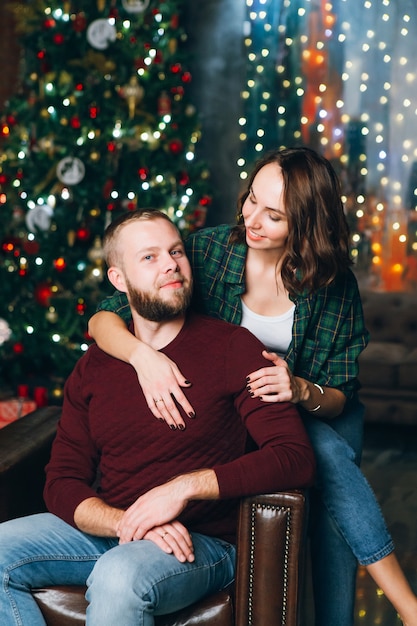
xmin=87 ymin=18 xmax=117 ymax=50
xmin=56 ymin=157 xmax=85 ymax=186
xmin=122 ymin=0 xmax=150 ymax=13
xmin=26 ymin=204 xmax=53 ymax=232
xmin=0 ymin=318 xmax=12 ymax=346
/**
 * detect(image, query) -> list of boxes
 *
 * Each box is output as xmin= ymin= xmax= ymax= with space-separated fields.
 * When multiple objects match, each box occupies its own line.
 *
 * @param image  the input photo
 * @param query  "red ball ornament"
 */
xmin=6 ymin=114 xmax=17 ymax=127
xmin=107 ymin=141 xmax=116 ymax=152
xmin=154 ymin=50 xmax=163 ymax=64
xmin=0 ymin=173 xmax=8 ymax=185
xmin=169 ymin=139 xmax=183 ymax=155
xmin=34 ymin=282 xmax=52 ymax=307
xmin=199 ymin=195 xmax=212 ymax=207
xmin=177 ymin=171 xmax=189 ymax=186
xmin=22 ymin=240 xmax=40 ymax=255
xmin=13 ymin=342 xmax=24 ymax=354
xmin=76 ymin=226 xmax=91 ymax=241
xmin=75 ymin=83 xmax=84 ymax=92
xmin=70 ymin=115 xmax=81 ymax=129
xmin=170 ymin=63 xmax=182 ymax=74
xmin=134 ymin=58 xmax=146 ymax=71
xmin=170 ymin=86 xmax=184 ymax=97
xmin=170 ymin=14 xmax=179 ymax=29
xmin=53 ymin=33 xmax=65 ymax=45
xmin=89 ymin=105 xmax=99 ymax=119
xmin=138 ymin=167 xmax=148 ymax=180
xmin=43 ymin=18 xmax=56 ymax=29
xmin=76 ymin=299 xmax=87 ymax=315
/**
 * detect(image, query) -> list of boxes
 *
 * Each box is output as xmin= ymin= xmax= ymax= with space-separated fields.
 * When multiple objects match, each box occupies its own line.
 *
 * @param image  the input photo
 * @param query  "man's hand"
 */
xmin=143 ymin=521 xmax=195 ymax=562
xmin=117 ymin=479 xmax=189 ymax=544
xmin=117 ymin=469 xmax=219 ymax=544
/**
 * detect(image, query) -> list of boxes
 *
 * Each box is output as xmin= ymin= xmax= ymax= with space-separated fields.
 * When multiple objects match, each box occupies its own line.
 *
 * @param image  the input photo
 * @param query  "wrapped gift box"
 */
xmin=0 ymin=398 xmax=37 ymax=429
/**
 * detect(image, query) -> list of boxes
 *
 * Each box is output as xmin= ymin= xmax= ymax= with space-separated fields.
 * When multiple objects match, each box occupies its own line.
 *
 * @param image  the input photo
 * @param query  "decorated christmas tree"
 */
xmin=0 ymin=0 xmax=211 ymax=400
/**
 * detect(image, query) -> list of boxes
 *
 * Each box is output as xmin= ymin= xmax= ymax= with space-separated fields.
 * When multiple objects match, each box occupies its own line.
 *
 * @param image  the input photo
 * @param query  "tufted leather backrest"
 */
xmin=361 ymin=291 xmax=417 ymax=347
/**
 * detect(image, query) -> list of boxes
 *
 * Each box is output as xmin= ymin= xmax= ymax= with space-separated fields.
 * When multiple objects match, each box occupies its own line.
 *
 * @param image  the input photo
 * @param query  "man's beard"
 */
xmin=126 ymin=276 xmax=193 ymax=322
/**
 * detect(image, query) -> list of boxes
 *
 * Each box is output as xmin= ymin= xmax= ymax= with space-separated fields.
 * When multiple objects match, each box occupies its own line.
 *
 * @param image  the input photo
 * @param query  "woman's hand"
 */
xmin=246 ymin=350 xmax=305 ymax=404
xmin=247 ymin=350 xmax=346 ymax=417
xmin=89 ymin=311 xmax=194 ymax=429
xmin=130 ymin=342 xmax=195 ymax=430
xmin=142 ymin=521 xmax=195 ymax=563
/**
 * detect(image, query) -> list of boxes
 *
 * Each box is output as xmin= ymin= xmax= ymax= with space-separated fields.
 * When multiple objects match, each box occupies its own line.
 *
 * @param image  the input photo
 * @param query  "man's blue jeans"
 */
xmin=0 ymin=513 xmax=236 ymax=626
xmin=303 ymin=397 xmax=394 ymax=626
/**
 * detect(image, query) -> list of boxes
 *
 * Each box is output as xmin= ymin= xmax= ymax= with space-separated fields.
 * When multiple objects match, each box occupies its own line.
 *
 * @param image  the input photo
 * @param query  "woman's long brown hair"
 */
xmin=231 ymin=147 xmax=352 ymax=295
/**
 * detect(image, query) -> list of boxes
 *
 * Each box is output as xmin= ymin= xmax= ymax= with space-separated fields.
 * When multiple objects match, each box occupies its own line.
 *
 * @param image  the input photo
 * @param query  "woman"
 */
xmin=89 ymin=147 xmax=417 ymax=625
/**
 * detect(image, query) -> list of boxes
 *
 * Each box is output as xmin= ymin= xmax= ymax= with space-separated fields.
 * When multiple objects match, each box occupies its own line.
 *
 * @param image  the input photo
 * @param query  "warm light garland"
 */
xmin=240 ymin=0 xmax=417 ymax=291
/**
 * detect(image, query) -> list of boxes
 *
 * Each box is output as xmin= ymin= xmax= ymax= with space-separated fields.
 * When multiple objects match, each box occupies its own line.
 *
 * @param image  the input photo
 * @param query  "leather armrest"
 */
xmin=0 ymin=406 xmax=61 ymax=522
xmin=235 ymin=490 xmax=307 ymax=626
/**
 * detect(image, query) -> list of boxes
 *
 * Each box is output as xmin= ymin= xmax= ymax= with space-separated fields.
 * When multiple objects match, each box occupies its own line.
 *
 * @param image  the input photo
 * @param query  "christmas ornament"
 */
xmin=56 ymin=157 xmax=85 ymax=185
xmin=158 ymin=91 xmax=171 ymax=116
xmin=168 ymin=139 xmax=183 ymax=155
xmin=72 ymin=12 xmax=87 ymax=32
xmin=76 ymin=299 xmax=87 ymax=315
xmin=25 ymin=204 xmax=53 ymax=232
xmin=0 ymin=318 xmax=11 ymax=346
xmin=122 ymin=0 xmax=150 ymax=13
xmin=34 ymin=282 xmax=53 ymax=307
xmin=119 ymin=75 xmax=144 ymax=119
xmin=86 ymin=19 xmax=117 ymax=50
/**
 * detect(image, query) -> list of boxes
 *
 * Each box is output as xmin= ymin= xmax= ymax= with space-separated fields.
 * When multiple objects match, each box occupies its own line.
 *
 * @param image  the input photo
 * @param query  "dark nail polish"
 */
xmin=158 ymin=418 xmax=164 ymax=422
xmin=184 ymin=380 xmax=191 ymax=385
xmin=246 ymin=377 xmax=250 ymax=382
xmin=246 ymin=385 xmax=251 ymax=391
xmin=188 ymin=412 xmax=195 ymax=419
xmin=169 ymin=424 xmax=177 ymax=430
xmin=250 ymin=392 xmax=255 ymax=397
xmin=178 ymin=424 xmax=185 ymax=431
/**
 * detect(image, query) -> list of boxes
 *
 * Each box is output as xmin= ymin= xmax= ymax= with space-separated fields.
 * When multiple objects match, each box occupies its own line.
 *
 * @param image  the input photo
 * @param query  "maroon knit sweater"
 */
xmin=44 ymin=313 xmax=314 ymax=543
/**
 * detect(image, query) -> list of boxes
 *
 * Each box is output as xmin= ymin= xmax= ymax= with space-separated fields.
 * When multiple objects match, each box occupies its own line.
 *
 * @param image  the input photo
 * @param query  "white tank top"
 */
xmin=240 ymin=299 xmax=295 ymax=357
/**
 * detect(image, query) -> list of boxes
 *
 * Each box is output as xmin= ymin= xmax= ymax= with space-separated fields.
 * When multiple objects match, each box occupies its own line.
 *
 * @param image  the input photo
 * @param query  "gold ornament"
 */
xmin=97 ymin=0 xmax=106 ymax=11
xmin=120 ymin=75 xmax=144 ymax=119
xmin=88 ymin=236 xmax=104 ymax=263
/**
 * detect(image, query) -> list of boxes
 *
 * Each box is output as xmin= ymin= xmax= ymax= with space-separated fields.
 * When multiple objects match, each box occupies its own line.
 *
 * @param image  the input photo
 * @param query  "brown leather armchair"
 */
xmin=0 ymin=407 xmax=308 ymax=626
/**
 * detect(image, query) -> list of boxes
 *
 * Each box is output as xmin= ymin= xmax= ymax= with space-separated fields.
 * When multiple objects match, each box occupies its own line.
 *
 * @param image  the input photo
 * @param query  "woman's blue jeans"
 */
xmin=303 ymin=397 xmax=394 ymax=626
xmin=0 ymin=513 xmax=236 ymax=626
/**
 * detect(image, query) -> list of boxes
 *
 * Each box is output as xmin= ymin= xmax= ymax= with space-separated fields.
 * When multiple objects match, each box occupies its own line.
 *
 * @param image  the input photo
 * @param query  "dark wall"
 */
xmin=0 ymin=5 xmax=20 ymax=111
xmin=185 ymin=0 xmax=246 ymax=225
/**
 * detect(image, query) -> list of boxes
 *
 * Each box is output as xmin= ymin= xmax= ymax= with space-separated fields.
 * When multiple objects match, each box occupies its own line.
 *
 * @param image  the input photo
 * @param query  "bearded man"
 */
xmin=0 ymin=210 xmax=314 ymax=625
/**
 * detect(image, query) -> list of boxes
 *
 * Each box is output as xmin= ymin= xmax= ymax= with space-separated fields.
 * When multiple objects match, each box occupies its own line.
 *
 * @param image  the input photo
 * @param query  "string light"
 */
xmin=241 ymin=0 xmax=417 ymax=290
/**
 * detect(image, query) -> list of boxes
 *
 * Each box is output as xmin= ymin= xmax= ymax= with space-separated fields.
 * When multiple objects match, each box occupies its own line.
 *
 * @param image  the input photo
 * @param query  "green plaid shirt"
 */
xmin=98 ymin=224 xmax=368 ymax=398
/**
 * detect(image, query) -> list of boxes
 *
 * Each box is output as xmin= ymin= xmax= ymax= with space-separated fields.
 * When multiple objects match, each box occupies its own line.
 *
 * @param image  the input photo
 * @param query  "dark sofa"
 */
xmin=359 ymin=290 xmax=417 ymax=425
xmin=0 ymin=406 xmax=308 ymax=626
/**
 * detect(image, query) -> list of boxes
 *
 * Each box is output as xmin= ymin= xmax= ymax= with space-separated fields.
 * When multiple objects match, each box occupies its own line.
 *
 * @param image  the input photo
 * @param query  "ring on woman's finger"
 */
xmin=161 ymin=532 xmax=168 ymax=538
xmin=155 ymin=398 xmax=164 ymax=403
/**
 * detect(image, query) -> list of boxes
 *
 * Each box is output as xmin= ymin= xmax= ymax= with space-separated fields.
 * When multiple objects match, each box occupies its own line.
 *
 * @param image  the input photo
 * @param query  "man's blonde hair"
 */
xmin=103 ymin=209 xmax=181 ymax=268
